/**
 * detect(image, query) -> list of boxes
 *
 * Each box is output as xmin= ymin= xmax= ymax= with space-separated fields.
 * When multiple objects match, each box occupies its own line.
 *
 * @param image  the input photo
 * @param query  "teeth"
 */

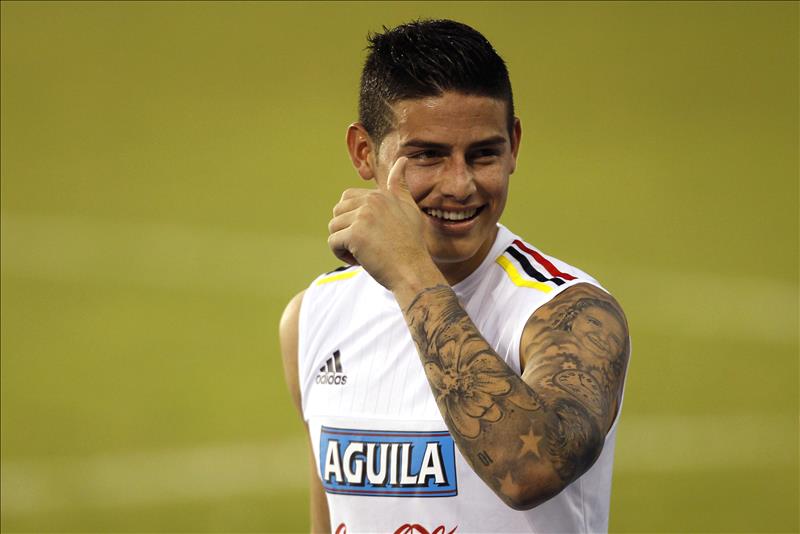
xmin=424 ymin=208 xmax=478 ymax=221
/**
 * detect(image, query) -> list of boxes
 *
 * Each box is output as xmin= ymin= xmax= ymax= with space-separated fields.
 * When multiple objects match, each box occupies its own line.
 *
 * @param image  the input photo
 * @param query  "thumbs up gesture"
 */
xmin=385 ymin=156 xmax=414 ymax=202
xmin=328 ymin=157 xmax=445 ymax=293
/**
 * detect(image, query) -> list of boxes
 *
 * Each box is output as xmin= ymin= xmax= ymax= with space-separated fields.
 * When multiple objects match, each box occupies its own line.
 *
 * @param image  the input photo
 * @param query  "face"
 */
xmin=572 ymin=305 xmax=625 ymax=359
xmin=367 ymin=92 xmax=521 ymax=282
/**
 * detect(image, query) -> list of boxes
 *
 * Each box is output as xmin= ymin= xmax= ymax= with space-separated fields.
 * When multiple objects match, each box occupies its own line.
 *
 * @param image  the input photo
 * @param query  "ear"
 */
xmin=346 ymin=123 xmax=377 ymax=181
xmin=509 ymin=117 xmax=522 ymax=175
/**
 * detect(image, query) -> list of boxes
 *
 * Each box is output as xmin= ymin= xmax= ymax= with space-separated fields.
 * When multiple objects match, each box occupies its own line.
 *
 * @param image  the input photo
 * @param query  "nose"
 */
xmin=439 ymin=156 xmax=477 ymax=201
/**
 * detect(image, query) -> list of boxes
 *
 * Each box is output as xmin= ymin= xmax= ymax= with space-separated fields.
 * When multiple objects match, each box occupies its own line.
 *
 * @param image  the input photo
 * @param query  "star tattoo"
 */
xmin=518 ymin=428 xmax=543 ymax=458
xmin=497 ymin=471 xmax=521 ymax=496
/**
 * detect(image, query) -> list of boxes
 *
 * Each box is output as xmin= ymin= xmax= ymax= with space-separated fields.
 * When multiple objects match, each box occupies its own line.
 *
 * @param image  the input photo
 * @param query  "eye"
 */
xmin=469 ymin=148 xmax=500 ymax=163
xmin=409 ymin=150 xmax=444 ymax=165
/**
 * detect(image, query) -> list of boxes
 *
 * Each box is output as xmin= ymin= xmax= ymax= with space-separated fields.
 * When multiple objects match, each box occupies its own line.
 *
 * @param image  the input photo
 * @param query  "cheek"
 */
xmin=405 ymin=173 xmax=437 ymax=202
xmin=477 ymin=171 xmax=509 ymax=203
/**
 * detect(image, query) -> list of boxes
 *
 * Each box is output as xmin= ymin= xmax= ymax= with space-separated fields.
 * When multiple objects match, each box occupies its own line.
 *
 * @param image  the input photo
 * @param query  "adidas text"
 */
xmin=317 ymin=350 xmax=347 ymax=386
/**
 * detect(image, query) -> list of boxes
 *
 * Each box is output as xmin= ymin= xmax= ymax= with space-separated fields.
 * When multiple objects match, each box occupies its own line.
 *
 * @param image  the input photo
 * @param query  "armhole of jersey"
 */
xmin=297 ymin=283 xmax=313 ymax=423
xmin=509 ymin=278 xmax=628 ymax=440
xmin=295 ymin=267 xmax=361 ymax=422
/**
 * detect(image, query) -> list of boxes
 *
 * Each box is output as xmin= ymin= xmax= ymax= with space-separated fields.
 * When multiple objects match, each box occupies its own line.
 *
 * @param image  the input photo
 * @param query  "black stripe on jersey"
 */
xmin=326 ymin=265 xmax=356 ymax=275
xmin=506 ymin=246 xmax=566 ymax=286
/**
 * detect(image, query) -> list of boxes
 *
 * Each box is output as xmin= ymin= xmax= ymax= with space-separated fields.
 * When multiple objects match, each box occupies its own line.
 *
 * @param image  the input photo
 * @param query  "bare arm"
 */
xmin=280 ymin=290 xmax=331 ymax=533
xmin=399 ymin=282 xmax=629 ymax=509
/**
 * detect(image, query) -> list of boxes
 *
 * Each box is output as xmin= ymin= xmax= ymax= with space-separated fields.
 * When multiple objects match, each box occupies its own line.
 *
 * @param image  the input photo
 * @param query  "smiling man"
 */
xmin=280 ymin=19 xmax=630 ymax=533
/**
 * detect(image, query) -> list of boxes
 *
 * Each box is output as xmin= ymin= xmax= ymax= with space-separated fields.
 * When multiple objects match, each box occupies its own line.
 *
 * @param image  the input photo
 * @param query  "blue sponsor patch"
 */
xmin=319 ymin=426 xmax=458 ymax=497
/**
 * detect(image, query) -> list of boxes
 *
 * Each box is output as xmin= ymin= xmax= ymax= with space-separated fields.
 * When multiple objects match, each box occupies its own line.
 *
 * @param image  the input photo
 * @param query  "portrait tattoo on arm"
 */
xmin=402 ymin=282 xmax=629 ymax=507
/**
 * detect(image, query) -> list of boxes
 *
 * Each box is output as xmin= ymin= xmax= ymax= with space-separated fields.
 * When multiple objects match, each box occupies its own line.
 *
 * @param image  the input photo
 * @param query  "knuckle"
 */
xmin=340 ymin=188 xmax=361 ymax=201
xmin=356 ymin=208 xmax=373 ymax=224
xmin=333 ymin=200 xmax=351 ymax=216
xmin=364 ymin=192 xmax=384 ymax=209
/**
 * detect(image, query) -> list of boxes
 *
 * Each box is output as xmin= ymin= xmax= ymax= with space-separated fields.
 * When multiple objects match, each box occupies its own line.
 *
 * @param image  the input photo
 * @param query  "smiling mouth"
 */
xmin=423 ymin=206 xmax=484 ymax=223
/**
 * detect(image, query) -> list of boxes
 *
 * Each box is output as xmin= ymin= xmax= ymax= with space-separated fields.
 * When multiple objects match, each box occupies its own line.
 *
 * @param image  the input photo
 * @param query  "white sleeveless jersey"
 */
xmin=298 ymin=224 xmax=625 ymax=534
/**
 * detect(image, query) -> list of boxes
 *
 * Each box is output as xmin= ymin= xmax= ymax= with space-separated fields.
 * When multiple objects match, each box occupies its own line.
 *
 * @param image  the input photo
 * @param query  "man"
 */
xmin=280 ymin=19 xmax=630 ymax=533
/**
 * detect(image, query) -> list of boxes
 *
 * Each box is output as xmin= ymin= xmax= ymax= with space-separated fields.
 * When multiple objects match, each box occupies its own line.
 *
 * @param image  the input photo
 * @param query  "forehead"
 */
xmin=386 ymin=92 xmax=509 ymax=146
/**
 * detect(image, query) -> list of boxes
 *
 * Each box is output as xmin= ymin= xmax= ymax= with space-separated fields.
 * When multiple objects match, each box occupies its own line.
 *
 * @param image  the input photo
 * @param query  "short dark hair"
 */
xmin=359 ymin=19 xmax=515 ymax=148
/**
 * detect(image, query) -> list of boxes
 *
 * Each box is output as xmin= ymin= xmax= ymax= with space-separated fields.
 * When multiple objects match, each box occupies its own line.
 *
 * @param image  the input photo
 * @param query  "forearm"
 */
xmin=398 ymin=284 xmax=603 ymax=509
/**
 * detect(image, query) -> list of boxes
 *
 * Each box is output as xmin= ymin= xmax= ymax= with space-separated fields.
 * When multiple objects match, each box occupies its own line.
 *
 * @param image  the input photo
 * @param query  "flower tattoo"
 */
xmin=412 ymin=287 xmax=542 ymax=439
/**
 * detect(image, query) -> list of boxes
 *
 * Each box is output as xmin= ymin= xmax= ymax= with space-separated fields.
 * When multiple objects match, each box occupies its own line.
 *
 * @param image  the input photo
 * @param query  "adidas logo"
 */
xmin=316 ymin=350 xmax=347 ymax=385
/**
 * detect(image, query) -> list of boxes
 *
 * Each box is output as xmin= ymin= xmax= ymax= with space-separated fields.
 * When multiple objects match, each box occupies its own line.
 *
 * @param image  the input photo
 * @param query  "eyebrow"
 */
xmin=401 ymin=135 xmax=508 ymax=150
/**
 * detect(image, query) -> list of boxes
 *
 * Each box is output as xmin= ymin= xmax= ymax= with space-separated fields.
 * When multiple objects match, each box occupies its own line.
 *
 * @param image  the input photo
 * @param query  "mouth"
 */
xmin=422 ymin=206 xmax=484 ymax=225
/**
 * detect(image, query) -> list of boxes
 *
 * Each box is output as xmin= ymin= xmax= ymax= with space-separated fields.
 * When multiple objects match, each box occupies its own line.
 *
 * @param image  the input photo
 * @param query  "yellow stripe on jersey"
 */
xmin=495 ymin=256 xmax=553 ymax=293
xmin=316 ymin=268 xmax=361 ymax=286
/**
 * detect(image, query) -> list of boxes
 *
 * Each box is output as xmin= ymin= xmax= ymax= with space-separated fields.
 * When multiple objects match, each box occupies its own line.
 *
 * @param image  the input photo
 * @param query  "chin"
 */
xmin=429 ymin=240 xmax=485 ymax=265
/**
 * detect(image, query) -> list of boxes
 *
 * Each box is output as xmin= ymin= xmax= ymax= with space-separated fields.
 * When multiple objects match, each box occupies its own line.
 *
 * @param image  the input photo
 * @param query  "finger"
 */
xmin=328 ymin=209 xmax=359 ymax=235
xmin=327 ymin=227 xmax=359 ymax=266
xmin=386 ymin=156 xmax=411 ymax=199
xmin=339 ymin=188 xmax=372 ymax=202
xmin=333 ymin=195 xmax=367 ymax=217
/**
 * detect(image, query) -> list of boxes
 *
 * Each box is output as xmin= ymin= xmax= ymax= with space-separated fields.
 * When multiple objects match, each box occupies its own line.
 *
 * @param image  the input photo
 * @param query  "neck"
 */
xmin=435 ymin=227 xmax=499 ymax=285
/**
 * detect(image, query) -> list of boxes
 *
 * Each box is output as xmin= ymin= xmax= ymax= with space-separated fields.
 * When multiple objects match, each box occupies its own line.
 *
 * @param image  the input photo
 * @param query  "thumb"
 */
xmin=386 ymin=156 xmax=412 ymax=199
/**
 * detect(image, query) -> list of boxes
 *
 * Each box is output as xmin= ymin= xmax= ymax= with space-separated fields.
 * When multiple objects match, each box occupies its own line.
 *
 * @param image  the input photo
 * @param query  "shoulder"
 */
xmin=522 ymin=282 xmax=628 ymax=364
xmin=278 ymin=265 xmax=365 ymax=413
xmin=521 ymin=282 xmax=629 ymax=430
xmin=311 ymin=265 xmax=363 ymax=288
xmin=493 ymin=234 xmax=620 ymax=332
xmin=527 ymin=282 xmax=627 ymax=334
xmin=284 ymin=266 xmax=364 ymax=335
xmin=279 ymin=290 xmax=306 ymax=415
xmin=279 ymin=290 xmax=305 ymax=342
xmin=493 ymin=234 xmax=599 ymax=293
xmin=489 ymin=232 xmax=612 ymax=351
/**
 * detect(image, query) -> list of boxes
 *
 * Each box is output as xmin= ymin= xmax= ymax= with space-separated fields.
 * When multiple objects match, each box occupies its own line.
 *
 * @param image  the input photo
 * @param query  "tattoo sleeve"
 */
xmin=402 ymin=283 xmax=630 ymax=509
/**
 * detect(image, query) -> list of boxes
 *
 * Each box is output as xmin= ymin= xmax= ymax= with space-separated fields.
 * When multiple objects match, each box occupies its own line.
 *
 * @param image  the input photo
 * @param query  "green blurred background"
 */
xmin=1 ymin=1 xmax=797 ymax=532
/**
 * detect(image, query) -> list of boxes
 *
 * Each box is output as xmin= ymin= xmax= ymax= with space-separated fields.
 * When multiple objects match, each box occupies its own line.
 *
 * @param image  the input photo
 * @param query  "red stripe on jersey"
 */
xmin=512 ymin=239 xmax=577 ymax=281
